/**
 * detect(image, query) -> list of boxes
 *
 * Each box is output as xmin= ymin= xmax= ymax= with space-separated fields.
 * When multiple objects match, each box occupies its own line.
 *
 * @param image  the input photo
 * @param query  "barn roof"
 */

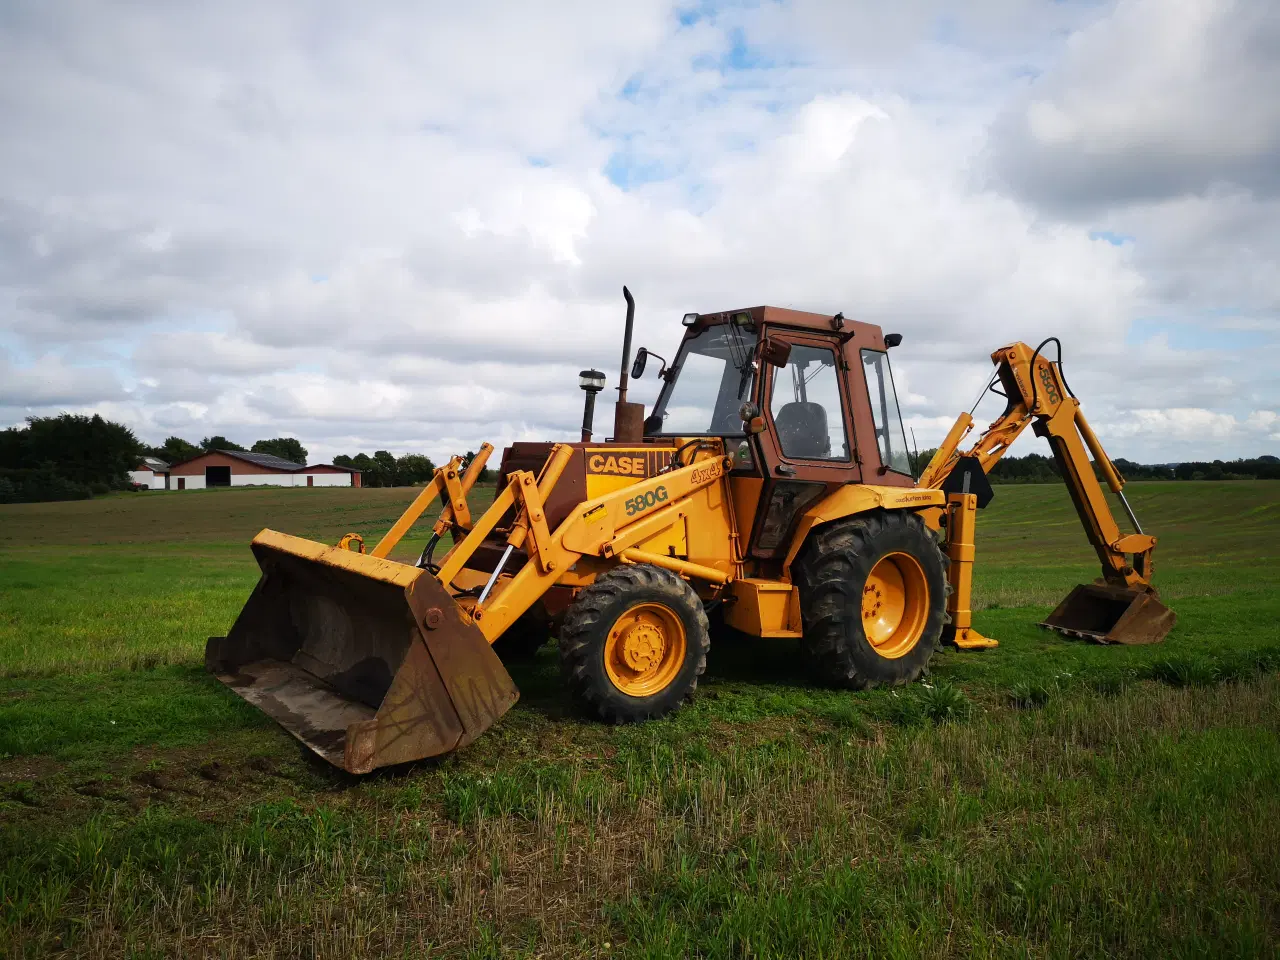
xmin=219 ymin=450 xmax=305 ymax=471
xmin=168 ymin=449 xmax=302 ymax=471
xmin=139 ymin=457 xmax=169 ymax=471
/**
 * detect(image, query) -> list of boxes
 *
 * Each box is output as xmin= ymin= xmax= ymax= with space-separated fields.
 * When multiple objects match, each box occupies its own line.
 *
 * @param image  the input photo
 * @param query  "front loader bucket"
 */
xmin=1039 ymin=582 xmax=1175 ymax=645
xmin=205 ymin=530 xmax=518 ymax=774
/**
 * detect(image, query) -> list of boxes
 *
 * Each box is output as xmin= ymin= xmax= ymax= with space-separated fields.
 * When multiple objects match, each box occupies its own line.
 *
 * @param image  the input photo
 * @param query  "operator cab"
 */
xmin=636 ymin=306 xmax=912 ymax=480
xmin=632 ymin=305 xmax=915 ymax=558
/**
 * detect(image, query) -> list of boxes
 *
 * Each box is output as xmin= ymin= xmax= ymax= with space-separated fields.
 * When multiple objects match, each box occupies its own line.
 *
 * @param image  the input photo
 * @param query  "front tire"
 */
xmin=559 ymin=564 xmax=710 ymax=723
xmin=794 ymin=510 xmax=946 ymax=689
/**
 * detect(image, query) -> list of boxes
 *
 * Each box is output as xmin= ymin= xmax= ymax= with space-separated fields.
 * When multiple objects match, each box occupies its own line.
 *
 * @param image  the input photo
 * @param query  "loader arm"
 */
xmin=920 ymin=340 xmax=1174 ymax=647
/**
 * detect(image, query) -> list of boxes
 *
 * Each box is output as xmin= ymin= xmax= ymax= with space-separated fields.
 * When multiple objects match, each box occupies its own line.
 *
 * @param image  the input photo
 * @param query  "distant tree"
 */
xmin=0 ymin=426 xmax=25 ymax=470
xmin=396 ymin=453 xmax=436 ymax=485
xmin=201 ymin=435 xmax=247 ymax=452
xmin=252 ymin=437 xmax=308 ymax=464
xmin=0 ymin=414 xmax=141 ymax=499
xmin=4 ymin=414 xmax=141 ymax=486
xmin=908 ymin=447 xmax=937 ymax=478
xmin=148 ymin=436 xmax=200 ymax=464
xmin=1112 ymin=458 xmax=1174 ymax=481
xmin=348 ymin=452 xmax=383 ymax=486
xmin=373 ymin=450 xmax=398 ymax=486
xmin=333 ymin=454 xmax=355 ymax=468
xmin=346 ymin=451 xmax=394 ymax=487
xmin=988 ymin=452 xmax=1060 ymax=484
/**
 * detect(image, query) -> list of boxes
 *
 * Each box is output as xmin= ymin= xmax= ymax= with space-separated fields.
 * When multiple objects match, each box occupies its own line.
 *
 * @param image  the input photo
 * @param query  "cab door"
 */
xmin=748 ymin=332 xmax=861 ymax=559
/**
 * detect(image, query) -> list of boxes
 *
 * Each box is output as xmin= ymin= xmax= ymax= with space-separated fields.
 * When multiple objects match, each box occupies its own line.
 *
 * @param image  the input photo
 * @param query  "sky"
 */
xmin=1 ymin=0 xmax=1277 ymax=466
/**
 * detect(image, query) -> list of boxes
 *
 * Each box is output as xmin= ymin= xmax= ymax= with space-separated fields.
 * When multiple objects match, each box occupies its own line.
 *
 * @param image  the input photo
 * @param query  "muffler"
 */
xmin=206 ymin=530 xmax=518 ymax=774
xmin=1040 ymin=582 xmax=1175 ymax=645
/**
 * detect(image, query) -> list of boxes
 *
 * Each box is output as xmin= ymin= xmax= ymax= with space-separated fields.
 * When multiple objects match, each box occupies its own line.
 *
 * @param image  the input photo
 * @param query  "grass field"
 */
xmin=1 ymin=481 xmax=1278 ymax=957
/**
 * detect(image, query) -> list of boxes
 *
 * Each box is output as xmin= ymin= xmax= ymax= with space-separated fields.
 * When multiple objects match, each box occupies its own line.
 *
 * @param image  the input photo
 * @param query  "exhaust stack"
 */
xmin=613 ymin=286 xmax=645 ymax=442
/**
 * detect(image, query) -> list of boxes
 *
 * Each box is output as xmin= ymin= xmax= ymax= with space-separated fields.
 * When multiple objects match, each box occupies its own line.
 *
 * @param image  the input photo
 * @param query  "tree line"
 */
xmin=908 ymin=448 xmax=1280 ymax=483
xmin=144 ymin=434 xmax=309 ymax=465
xmin=0 ymin=414 xmax=142 ymax=503
xmin=3 ymin=412 xmax=1272 ymax=506
xmin=0 ymin=415 xmax=425 ymax=503
xmin=329 ymin=450 xmax=492 ymax=487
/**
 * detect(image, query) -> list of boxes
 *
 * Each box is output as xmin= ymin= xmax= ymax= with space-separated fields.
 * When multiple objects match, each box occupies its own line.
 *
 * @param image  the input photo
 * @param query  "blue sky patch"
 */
xmin=1090 ymin=230 xmax=1134 ymax=246
xmin=604 ymin=149 xmax=679 ymax=191
xmin=1128 ymin=316 xmax=1272 ymax=351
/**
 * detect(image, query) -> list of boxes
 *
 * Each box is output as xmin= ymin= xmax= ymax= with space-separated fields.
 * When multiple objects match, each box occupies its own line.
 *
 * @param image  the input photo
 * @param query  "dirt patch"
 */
xmin=73 ymin=779 xmax=127 ymax=802
xmin=248 ymin=755 xmax=280 ymax=777
xmin=198 ymin=760 xmax=230 ymax=781
xmin=0 ymin=755 xmax=63 ymax=784
xmin=132 ymin=769 xmax=184 ymax=793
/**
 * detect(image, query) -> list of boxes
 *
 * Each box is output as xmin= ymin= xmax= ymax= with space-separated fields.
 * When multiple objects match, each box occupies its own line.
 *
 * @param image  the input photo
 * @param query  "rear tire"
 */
xmin=559 ymin=564 xmax=710 ymax=723
xmin=794 ymin=510 xmax=946 ymax=689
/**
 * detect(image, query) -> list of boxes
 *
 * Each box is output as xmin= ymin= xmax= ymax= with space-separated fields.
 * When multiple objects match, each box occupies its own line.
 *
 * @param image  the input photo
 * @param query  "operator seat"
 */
xmin=773 ymin=402 xmax=830 ymax=458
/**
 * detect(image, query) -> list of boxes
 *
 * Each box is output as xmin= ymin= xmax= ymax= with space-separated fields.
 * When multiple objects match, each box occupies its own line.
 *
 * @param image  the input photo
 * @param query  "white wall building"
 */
xmin=128 ymin=457 xmax=170 ymax=489
xmin=167 ymin=450 xmax=362 ymax=490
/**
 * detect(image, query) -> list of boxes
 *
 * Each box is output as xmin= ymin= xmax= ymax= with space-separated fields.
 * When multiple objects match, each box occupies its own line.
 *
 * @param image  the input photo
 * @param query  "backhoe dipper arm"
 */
xmin=922 ymin=341 xmax=1156 ymax=593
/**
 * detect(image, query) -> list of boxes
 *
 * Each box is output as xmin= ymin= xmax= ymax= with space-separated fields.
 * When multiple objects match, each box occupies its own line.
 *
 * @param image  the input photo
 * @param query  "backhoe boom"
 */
xmin=923 ymin=340 xmax=1174 ymax=647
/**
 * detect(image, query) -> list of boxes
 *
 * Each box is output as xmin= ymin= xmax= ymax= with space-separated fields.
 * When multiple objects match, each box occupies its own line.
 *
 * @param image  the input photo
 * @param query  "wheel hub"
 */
xmin=861 ymin=552 xmax=929 ymax=659
xmin=603 ymin=602 xmax=688 ymax=697
xmin=618 ymin=621 xmax=665 ymax=672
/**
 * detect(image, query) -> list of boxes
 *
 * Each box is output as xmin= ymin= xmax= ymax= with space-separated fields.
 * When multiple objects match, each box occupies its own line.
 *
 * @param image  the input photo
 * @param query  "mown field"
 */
xmin=1 ymin=481 xmax=1278 ymax=958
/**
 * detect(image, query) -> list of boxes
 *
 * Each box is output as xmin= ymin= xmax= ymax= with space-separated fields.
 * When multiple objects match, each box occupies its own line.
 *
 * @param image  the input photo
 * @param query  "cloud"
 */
xmin=0 ymin=350 xmax=125 ymax=408
xmin=1094 ymin=406 xmax=1280 ymax=461
xmin=988 ymin=0 xmax=1280 ymax=208
xmin=0 ymin=1 xmax=1275 ymax=468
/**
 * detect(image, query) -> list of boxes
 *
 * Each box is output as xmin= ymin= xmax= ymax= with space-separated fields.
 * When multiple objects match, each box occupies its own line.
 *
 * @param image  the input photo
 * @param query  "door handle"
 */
xmin=775 ymin=464 xmax=797 ymax=477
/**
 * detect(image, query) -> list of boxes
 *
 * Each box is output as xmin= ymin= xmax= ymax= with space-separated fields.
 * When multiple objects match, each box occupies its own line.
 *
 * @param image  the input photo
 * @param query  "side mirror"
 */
xmin=884 ymin=333 xmax=903 ymax=348
xmin=631 ymin=347 xmax=648 ymax=379
xmin=760 ymin=338 xmax=792 ymax=368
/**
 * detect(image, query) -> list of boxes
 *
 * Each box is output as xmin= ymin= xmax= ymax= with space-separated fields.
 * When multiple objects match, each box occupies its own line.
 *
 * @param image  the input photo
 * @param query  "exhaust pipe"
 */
xmin=613 ymin=286 xmax=645 ymax=442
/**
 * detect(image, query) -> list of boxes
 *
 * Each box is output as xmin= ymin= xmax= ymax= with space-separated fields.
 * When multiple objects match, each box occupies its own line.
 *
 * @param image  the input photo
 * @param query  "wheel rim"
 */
xmin=603 ymin=602 xmax=687 ymax=697
xmin=861 ymin=552 xmax=929 ymax=659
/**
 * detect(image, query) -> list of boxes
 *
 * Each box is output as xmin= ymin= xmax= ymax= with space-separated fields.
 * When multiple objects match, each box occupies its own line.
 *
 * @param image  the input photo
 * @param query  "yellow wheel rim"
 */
xmin=861 ymin=552 xmax=929 ymax=659
xmin=604 ymin=602 xmax=687 ymax=697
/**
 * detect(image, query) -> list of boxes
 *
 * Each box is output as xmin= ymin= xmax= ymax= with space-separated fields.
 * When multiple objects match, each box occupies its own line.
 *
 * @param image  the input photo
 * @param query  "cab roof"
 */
xmin=689 ymin=306 xmax=889 ymax=350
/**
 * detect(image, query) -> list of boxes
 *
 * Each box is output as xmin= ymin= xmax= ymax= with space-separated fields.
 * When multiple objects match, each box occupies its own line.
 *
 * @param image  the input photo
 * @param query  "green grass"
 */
xmin=1 ymin=480 xmax=1278 ymax=957
xmin=0 ymin=485 xmax=454 ymax=676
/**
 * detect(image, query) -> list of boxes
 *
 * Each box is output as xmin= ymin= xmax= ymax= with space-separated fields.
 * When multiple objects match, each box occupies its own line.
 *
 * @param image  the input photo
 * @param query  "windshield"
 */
xmin=861 ymin=349 xmax=912 ymax=475
xmin=648 ymin=324 xmax=758 ymax=435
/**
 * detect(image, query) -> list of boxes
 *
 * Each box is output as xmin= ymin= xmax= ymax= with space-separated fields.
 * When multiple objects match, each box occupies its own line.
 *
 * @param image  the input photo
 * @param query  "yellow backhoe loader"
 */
xmin=207 ymin=291 xmax=1175 ymax=773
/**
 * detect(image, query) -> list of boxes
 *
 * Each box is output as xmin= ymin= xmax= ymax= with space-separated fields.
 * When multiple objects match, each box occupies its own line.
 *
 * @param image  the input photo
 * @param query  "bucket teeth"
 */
xmin=206 ymin=530 xmax=518 ymax=774
xmin=1039 ymin=582 xmax=1175 ymax=646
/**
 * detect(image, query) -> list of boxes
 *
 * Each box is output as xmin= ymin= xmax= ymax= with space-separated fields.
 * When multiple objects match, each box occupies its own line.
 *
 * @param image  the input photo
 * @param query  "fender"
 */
xmin=781 ymin=484 xmax=944 ymax=576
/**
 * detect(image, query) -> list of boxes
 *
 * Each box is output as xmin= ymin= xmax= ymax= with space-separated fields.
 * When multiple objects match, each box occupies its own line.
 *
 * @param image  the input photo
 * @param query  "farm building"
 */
xmin=167 ymin=450 xmax=361 ymax=490
xmin=128 ymin=457 xmax=170 ymax=490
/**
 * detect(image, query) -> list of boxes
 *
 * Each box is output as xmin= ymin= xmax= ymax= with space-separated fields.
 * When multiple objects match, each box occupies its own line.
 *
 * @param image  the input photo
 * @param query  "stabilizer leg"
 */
xmin=943 ymin=493 xmax=998 ymax=651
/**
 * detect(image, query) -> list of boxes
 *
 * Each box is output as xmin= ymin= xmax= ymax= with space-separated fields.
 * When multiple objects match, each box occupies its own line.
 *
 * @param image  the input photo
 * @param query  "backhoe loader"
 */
xmin=207 ymin=291 xmax=1175 ymax=773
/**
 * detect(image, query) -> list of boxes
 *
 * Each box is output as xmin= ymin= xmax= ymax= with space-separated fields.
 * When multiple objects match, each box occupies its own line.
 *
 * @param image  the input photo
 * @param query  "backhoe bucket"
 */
xmin=1039 ymin=583 xmax=1175 ymax=645
xmin=205 ymin=530 xmax=518 ymax=774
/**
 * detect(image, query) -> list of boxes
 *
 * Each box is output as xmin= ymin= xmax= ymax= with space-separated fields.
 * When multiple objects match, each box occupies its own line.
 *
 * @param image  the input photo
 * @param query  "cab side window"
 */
xmin=768 ymin=344 xmax=850 ymax=461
